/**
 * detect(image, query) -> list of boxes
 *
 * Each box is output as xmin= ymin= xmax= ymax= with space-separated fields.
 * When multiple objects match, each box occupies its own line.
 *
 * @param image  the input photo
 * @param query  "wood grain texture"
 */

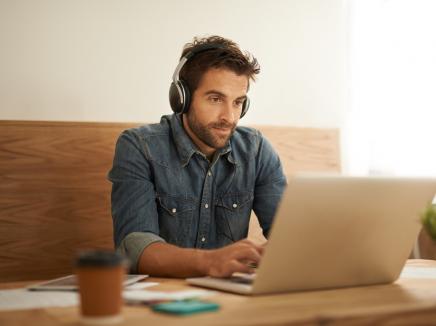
xmin=0 ymin=121 xmax=136 ymax=282
xmin=1 ymin=260 xmax=436 ymax=326
xmin=0 ymin=120 xmax=340 ymax=282
xmin=253 ymin=125 xmax=341 ymax=175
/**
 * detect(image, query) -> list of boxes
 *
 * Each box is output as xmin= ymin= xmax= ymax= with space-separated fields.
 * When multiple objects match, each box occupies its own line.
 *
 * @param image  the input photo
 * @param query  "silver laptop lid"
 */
xmin=252 ymin=175 xmax=436 ymax=294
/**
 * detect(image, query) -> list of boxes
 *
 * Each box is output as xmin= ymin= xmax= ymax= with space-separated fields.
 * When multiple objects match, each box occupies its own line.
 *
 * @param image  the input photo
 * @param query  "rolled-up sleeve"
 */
xmin=252 ymin=132 xmax=287 ymax=238
xmin=108 ymin=130 xmax=165 ymax=273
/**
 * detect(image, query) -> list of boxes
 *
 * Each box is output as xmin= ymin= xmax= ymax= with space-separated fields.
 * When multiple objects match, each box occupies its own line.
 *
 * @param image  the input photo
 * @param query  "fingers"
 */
xmin=215 ymin=260 xmax=255 ymax=277
xmin=232 ymin=246 xmax=261 ymax=264
xmin=228 ymin=260 xmax=256 ymax=275
xmin=236 ymin=239 xmax=265 ymax=256
xmin=208 ymin=257 xmax=255 ymax=277
xmin=207 ymin=239 xmax=266 ymax=277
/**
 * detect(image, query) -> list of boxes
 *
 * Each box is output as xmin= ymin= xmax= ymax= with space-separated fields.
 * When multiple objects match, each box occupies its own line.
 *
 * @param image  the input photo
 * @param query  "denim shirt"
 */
xmin=108 ymin=114 xmax=286 ymax=272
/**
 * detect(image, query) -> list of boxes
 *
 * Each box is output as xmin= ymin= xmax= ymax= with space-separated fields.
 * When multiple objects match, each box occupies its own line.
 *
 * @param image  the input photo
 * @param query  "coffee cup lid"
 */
xmin=76 ymin=250 xmax=128 ymax=268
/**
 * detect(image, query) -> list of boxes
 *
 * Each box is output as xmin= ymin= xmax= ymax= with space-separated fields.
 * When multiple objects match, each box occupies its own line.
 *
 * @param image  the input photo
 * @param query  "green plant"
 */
xmin=421 ymin=203 xmax=436 ymax=240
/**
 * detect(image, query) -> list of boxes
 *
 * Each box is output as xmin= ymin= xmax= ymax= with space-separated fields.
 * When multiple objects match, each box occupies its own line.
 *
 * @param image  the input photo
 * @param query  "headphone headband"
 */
xmin=172 ymin=44 xmax=226 ymax=83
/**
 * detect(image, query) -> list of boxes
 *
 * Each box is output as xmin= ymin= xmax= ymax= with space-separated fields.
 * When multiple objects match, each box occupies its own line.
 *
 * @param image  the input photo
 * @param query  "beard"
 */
xmin=186 ymin=109 xmax=236 ymax=150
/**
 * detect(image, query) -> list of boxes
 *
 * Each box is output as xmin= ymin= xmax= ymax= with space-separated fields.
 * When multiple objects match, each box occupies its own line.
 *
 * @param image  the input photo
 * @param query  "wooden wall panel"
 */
xmin=0 ymin=121 xmax=340 ymax=282
xmin=255 ymin=126 xmax=341 ymax=174
xmin=0 ymin=121 xmax=135 ymax=282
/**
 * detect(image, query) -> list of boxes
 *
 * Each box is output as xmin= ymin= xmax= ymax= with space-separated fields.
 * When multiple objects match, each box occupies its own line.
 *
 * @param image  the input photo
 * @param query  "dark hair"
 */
xmin=179 ymin=35 xmax=260 ymax=94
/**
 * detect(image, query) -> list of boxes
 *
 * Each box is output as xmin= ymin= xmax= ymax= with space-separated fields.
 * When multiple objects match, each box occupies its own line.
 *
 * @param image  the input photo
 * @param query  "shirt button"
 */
xmin=232 ymin=203 xmax=238 ymax=208
xmin=208 ymin=171 xmax=212 ymax=176
xmin=172 ymin=208 xmax=177 ymax=213
xmin=201 ymin=237 xmax=206 ymax=242
xmin=204 ymin=204 xmax=209 ymax=209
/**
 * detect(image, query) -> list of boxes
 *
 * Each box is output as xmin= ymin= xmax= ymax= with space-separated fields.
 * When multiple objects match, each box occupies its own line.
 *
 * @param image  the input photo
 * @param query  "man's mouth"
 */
xmin=212 ymin=127 xmax=232 ymax=136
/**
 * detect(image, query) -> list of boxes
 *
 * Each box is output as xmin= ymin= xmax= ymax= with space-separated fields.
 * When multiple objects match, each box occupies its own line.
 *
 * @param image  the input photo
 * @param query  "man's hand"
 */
xmin=203 ymin=239 xmax=264 ymax=277
xmin=138 ymin=239 xmax=264 ymax=278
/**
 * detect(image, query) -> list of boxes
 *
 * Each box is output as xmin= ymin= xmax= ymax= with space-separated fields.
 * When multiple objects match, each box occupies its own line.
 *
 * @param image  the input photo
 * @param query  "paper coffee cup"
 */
xmin=76 ymin=250 xmax=127 ymax=324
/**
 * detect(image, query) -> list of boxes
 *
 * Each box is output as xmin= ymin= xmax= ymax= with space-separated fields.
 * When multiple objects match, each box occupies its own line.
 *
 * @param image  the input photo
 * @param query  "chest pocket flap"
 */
xmin=216 ymin=192 xmax=254 ymax=211
xmin=157 ymin=195 xmax=195 ymax=217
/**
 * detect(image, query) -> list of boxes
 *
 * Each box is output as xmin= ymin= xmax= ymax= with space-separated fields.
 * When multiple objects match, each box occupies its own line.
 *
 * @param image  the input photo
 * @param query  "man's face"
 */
xmin=183 ymin=67 xmax=248 ymax=157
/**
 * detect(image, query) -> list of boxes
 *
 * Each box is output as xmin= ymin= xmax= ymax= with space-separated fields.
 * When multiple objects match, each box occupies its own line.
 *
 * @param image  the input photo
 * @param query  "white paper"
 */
xmin=0 ymin=289 xmax=79 ymax=311
xmin=123 ymin=289 xmax=216 ymax=303
xmin=124 ymin=282 xmax=159 ymax=291
xmin=400 ymin=266 xmax=436 ymax=279
xmin=0 ymin=282 xmax=210 ymax=311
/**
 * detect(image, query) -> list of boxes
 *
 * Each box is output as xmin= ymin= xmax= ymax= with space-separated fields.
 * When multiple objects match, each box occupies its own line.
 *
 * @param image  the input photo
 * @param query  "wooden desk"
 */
xmin=1 ymin=260 xmax=436 ymax=326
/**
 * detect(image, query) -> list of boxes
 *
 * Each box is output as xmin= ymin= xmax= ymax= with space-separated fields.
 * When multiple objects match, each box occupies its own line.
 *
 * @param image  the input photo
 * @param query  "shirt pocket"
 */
xmin=215 ymin=191 xmax=254 ymax=245
xmin=156 ymin=194 xmax=195 ymax=247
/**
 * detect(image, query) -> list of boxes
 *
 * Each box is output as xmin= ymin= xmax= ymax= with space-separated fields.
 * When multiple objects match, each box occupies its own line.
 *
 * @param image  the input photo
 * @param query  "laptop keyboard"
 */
xmin=228 ymin=275 xmax=254 ymax=285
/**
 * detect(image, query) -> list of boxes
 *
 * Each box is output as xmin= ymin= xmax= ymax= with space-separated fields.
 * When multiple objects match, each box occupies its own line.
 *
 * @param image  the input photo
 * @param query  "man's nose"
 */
xmin=219 ymin=101 xmax=235 ymax=123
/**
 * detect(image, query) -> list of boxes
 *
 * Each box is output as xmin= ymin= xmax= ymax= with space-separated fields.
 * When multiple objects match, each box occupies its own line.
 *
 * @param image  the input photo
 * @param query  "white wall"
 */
xmin=0 ymin=0 xmax=348 ymax=128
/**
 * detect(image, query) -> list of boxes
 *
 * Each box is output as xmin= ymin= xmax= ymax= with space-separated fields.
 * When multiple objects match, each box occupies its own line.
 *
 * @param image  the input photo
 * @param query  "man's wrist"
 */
xmin=195 ymin=248 xmax=213 ymax=276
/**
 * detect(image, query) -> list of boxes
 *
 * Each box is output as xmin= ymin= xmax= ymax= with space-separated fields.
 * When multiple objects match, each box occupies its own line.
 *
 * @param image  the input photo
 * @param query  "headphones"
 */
xmin=169 ymin=44 xmax=250 ymax=118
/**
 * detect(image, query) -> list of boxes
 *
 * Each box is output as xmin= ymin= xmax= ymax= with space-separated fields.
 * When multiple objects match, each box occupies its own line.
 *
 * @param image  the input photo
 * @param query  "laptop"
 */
xmin=187 ymin=175 xmax=436 ymax=295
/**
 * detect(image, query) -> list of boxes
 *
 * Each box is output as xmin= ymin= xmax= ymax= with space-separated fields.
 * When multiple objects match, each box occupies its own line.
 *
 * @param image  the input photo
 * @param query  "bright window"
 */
xmin=346 ymin=0 xmax=436 ymax=177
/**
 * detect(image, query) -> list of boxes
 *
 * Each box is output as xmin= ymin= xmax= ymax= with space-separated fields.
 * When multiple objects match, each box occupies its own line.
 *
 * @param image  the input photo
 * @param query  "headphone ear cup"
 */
xmin=168 ymin=82 xmax=184 ymax=113
xmin=169 ymin=81 xmax=184 ymax=114
xmin=240 ymin=97 xmax=250 ymax=118
xmin=178 ymin=79 xmax=191 ymax=114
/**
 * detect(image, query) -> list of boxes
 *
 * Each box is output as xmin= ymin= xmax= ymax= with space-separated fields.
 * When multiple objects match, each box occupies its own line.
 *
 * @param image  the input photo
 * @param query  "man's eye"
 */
xmin=209 ymin=97 xmax=221 ymax=103
xmin=234 ymin=100 xmax=244 ymax=107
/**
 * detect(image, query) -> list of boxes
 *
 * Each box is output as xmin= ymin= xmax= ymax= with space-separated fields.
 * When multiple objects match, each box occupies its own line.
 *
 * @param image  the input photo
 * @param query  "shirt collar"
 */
xmin=168 ymin=113 xmax=235 ymax=167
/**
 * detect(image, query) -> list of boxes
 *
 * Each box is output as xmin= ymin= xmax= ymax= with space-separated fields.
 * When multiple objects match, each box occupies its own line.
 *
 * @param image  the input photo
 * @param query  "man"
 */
xmin=108 ymin=35 xmax=286 ymax=278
